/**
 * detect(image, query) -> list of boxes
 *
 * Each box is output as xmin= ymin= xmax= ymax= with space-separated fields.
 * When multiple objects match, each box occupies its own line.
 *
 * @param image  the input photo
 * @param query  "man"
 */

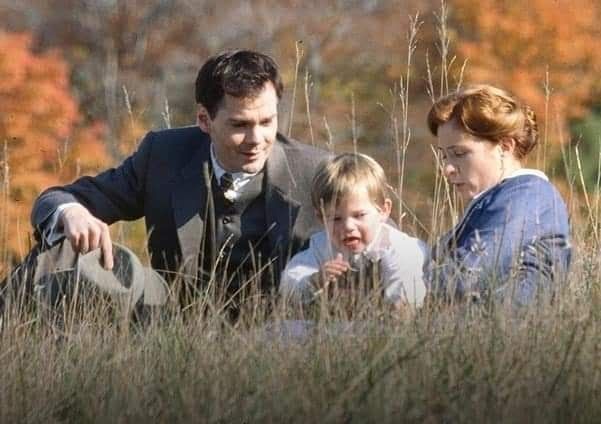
xmin=29 ymin=50 xmax=327 ymax=304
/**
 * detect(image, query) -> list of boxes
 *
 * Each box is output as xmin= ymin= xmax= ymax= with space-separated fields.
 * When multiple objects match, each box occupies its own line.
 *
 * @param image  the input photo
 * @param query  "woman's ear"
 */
xmin=499 ymin=137 xmax=517 ymax=155
xmin=197 ymin=104 xmax=212 ymax=133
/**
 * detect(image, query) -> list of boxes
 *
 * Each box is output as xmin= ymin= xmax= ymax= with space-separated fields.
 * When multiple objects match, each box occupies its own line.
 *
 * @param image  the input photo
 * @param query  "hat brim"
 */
xmin=78 ymin=243 xmax=167 ymax=308
xmin=142 ymin=268 xmax=168 ymax=306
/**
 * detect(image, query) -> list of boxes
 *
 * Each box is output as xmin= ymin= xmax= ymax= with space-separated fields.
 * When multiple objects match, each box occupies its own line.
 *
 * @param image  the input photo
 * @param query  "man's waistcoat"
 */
xmin=199 ymin=171 xmax=272 ymax=292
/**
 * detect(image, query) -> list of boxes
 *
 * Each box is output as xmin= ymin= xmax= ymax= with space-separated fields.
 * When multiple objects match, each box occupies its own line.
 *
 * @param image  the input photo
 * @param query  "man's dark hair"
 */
xmin=195 ymin=50 xmax=284 ymax=118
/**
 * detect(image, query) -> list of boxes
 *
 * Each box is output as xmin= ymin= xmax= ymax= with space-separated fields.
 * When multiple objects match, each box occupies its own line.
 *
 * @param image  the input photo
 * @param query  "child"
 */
xmin=279 ymin=153 xmax=428 ymax=309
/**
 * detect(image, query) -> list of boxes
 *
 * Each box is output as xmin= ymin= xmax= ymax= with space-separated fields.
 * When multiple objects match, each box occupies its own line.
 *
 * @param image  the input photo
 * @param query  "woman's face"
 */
xmin=437 ymin=120 xmax=504 ymax=201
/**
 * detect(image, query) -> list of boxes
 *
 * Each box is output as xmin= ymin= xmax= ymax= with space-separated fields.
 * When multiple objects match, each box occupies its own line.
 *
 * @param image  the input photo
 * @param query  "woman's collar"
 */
xmin=470 ymin=168 xmax=549 ymax=202
xmin=504 ymin=168 xmax=548 ymax=182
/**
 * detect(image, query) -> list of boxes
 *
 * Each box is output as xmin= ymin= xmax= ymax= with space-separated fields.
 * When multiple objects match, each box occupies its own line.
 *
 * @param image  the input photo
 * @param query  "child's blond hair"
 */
xmin=311 ymin=153 xmax=389 ymax=214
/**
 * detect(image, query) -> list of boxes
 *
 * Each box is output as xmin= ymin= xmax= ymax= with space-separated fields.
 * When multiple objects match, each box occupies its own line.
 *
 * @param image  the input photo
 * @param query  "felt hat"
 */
xmin=77 ymin=243 xmax=168 ymax=307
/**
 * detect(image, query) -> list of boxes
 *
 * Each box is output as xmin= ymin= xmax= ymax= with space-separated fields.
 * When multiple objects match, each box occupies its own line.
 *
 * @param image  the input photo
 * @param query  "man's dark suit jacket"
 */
xmin=31 ymin=126 xmax=327 ymax=287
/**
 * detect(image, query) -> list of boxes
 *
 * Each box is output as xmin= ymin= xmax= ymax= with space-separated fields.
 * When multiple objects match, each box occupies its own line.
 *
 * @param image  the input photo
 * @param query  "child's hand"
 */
xmin=320 ymin=253 xmax=350 ymax=287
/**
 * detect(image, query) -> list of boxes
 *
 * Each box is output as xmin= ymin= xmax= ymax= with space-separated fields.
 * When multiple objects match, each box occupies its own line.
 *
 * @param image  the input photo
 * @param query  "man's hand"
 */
xmin=60 ymin=204 xmax=113 ymax=269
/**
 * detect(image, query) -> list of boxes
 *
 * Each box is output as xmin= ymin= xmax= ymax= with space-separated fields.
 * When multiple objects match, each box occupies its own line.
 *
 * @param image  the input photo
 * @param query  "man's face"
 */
xmin=198 ymin=82 xmax=278 ymax=174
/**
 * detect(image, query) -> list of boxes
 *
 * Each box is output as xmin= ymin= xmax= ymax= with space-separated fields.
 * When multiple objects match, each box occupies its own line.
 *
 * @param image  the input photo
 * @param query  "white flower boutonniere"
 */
xmin=223 ymin=189 xmax=236 ymax=202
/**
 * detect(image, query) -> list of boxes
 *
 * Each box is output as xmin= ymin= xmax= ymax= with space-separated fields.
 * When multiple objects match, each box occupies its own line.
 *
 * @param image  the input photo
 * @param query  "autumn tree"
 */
xmin=0 ymin=31 xmax=109 ymax=266
xmin=451 ymin=0 xmax=601 ymax=140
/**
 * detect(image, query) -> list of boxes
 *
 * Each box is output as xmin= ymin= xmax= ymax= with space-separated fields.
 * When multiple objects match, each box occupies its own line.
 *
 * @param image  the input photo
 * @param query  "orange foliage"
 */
xmin=117 ymin=116 xmax=150 ymax=158
xmin=452 ymin=0 xmax=601 ymax=138
xmin=0 ymin=32 xmax=109 ymax=261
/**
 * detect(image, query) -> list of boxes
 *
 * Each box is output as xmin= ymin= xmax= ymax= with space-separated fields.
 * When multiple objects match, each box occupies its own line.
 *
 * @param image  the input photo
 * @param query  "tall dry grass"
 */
xmin=1 ymin=269 xmax=600 ymax=422
xmin=1 ymin=3 xmax=601 ymax=422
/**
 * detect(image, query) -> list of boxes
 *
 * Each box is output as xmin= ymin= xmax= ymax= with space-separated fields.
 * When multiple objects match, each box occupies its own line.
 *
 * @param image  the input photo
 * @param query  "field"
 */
xmin=2 ymin=2 xmax=601 ymax=422
xmin=1 ymin=201 xmax=600 ymax=423
xmin=1 ymin=251 xmax=601 ymax=423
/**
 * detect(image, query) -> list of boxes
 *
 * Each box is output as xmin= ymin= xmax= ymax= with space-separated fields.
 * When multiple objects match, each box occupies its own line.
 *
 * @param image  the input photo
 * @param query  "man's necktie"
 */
xmin=220 ymin=172 xmax=235 ymax=204
xmin=220 ymin=172 xmax=234 ymax=192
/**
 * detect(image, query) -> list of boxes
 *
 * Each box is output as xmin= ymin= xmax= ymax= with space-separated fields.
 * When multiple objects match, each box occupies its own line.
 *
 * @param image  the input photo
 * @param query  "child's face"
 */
xmin=322 ymin=186 xmax=392 ymax=254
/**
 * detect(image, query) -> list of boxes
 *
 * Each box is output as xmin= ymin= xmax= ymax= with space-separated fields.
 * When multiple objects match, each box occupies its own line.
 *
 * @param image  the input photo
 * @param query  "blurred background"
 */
xmin=1 ymin=0 xmax=600 ymax=267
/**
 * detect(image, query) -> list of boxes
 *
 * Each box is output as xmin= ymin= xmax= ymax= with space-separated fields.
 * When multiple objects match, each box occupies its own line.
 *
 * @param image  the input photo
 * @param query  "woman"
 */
xmin=425 ymin=84 xmax=571 ymax=306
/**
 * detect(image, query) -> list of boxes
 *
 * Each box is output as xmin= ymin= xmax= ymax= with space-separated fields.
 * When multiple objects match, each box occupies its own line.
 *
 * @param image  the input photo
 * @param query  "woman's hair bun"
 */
xmin=427 ymin=84 xmax=538 ymax=159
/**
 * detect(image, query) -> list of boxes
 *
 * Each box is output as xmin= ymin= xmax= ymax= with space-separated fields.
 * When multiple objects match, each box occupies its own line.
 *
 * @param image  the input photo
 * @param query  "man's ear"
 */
xmin=197 ymin=104 xmax=212 ymax=133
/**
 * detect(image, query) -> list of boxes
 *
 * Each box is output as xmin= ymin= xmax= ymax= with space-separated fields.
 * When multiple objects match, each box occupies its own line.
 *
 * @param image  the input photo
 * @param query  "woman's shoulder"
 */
xmin=482 ymin=172 xmax=565 ymax=208
xmin=468 ymin=171 xmax=569 ymax=231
